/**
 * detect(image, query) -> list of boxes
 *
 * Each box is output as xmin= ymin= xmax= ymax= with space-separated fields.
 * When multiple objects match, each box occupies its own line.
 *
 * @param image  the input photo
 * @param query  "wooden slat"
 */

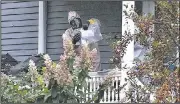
xmin=112 ymin=77 xmax=115 ymax=102
xmin=48 ymin=5 xmax=80 ymax=12
xmin=102 ymin=27 xmax=121 ymax=33
xmin=115 ymin=77 xmax=118 ymax=102
xmin=101 ymin=57 xmax=113 ymax=64
xmin=1 ymin=26 xmax=38 ymax=34
xmin=89 ymin=78 xmax=93 ymax=99
xmin=108 ymin=84 xmax=111 ymax=102
xmin=2 ymin=38 xmax=38 ymax=45
xmin=86 ymin=78 xmax=89 ymax=101
xmin=118 ymin=76 xmax=121 ymax=100
xmin=48 ymin=1 xmax=74 ymax=6
xmin=47 ymin=36 xmax=63 ymax=43
xmin=47 ymin=49 xmax=64 ymax=55
xmin=1 ymin=20 xmax=38 ymax=27
xmin=1 ymin=1 xmax=22 ymax=4
xmin=1 ymin=13 xmax=38 ymax=21
xmin=48 ymin=11 xmax=67 ymax=18
xmin=2 ymin=32 xmax=38 ymax=39
xmin=99 ymin=46 xmax=112 ymax=52
xmin=48 ymin=54 xmax=62 ymax=61
xmin=48 ymin=24 xmax=69 ymax=31
xmin=47 ymin=29 xmax=66 ymax=36
xmin=98 ymin=40 xmax=110 ymax=46
xmin=46 ymin=55 xmax=62 ymax=61
xmin=47 ymin=43 xmax=63 ymax=49
xmin=2 ymin=50 xmax=37 ymax=56
xmin=2 ymin=44 xmax=38 ymax=51
xmin=1 ymin=1 xmax=38 ymax=9
xmin=48 ymin=18 xmax=68 ymax=24
xmin=101 ymin=63 xmax=114 ymax=69
xmin=100 ymin=52 xmax=113 ymax=58
xmin=1 ymin=7 xmax=38 ymax=16
xmin=78 ymin=1 xmax=121 ymax=9
xmin=48 ymin=4 xmax=121 ymax=14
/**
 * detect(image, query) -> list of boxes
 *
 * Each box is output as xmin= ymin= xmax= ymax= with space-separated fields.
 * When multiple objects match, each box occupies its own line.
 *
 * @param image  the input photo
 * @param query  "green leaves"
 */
xmin=67 ymin=57 xmax=75 ymax=73
xmin=51 ymin=85 xmax=58 ymax=98
xmin=43 ymin=92 xmax=52 ymax=103
xmin=42 ymin=67 xmax=46 ymax=72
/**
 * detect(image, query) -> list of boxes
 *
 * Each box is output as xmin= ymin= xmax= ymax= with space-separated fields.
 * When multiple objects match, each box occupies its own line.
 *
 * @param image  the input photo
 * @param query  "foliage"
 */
xmin=119 ymin=1 xmax=179 ymax=103
xmin=1 ymin=39 xmax=107 ymax=103
xmin=1 ymin=71 xmax=48 ymax=103
xmin=0 ymin=1 xmax=179 ymax=103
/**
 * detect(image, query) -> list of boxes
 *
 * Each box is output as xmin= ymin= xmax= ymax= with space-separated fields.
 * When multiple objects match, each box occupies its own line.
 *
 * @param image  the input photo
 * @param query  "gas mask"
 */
xmin=69 ymin=18 xmax=82 ymax=30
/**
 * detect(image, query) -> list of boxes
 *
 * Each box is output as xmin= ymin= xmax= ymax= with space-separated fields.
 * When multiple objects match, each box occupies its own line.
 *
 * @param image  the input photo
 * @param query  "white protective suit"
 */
xmin=80 ymin=18 xmax=103 ymax=71
xmin=62 ymin=11 xmax=102 ymax=71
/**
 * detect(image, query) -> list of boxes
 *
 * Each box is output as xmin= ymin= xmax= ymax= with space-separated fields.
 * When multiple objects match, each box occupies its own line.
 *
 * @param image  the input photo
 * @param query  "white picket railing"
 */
xmin=81 ymin=69 xmax=122 ymax=103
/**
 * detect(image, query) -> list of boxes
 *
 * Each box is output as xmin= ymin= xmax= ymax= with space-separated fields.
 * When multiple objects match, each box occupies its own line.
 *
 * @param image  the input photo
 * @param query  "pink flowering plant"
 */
xmin=1 ymin=39 xmax=99 ymax=103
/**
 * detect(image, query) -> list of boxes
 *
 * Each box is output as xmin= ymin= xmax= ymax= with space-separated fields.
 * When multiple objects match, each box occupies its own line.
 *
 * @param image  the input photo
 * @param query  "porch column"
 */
xmin=38 ymin=1 xmax=47 ymax=54
xmin=120 ymin=1 xmax=135 ymax=102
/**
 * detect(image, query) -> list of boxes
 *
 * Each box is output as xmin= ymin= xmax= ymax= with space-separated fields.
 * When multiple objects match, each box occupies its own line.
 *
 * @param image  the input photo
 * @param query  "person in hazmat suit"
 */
xmin=62 ymin=11 xmax=103 ymax=71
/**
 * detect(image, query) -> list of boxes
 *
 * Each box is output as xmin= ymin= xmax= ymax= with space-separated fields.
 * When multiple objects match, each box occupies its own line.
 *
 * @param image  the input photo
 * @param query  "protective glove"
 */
xmin=72 ymin=30 xmax=81 ymax=44
xmin=82 ymin=21 xmax=90 ymax=30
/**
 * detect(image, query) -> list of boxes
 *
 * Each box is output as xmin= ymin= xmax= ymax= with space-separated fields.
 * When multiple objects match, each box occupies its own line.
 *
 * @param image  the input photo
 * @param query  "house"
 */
xmin=1 ymin=1 xmax=155 ymax=70
xmin=1 ymin=1 xmax=156 ymax=103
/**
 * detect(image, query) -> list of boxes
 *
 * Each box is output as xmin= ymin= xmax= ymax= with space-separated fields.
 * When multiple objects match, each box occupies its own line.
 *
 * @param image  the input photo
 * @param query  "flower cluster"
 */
xmin=63 ymin=39 xmax=75 ymax=58
xmin=55 ymin=55 xmax=73 ymax=86
xmin=43 ymin=54 xmax=72 ymax=86
xmin=0 ymin=72 xmax=10 ymax=87
xmin=136 ymin=16 xmax=154 ymax=36
xmin=28 ymin=60 xmax=39 ymax=83
xmin=43 ymin=54 xmax=54 ymax=82
xmin=79 ymin=45 xmax=97 ymax=71
xmin=156 ymin=81 xmax=171 ymax=103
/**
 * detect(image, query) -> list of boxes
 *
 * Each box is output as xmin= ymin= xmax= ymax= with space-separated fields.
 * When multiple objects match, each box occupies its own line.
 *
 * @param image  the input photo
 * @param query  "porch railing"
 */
xmin=81 ymin=69 xmax=122 ymax=103
xmin=80 ymin=68 xmax=150 ymax=103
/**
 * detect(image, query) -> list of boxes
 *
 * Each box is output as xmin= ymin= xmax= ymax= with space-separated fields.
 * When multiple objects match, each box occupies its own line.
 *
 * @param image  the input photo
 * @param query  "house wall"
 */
xmin=1 ymin=1 xmax=39 ymax=61
xmin=46 ymin=1 xmax=122 ymax=70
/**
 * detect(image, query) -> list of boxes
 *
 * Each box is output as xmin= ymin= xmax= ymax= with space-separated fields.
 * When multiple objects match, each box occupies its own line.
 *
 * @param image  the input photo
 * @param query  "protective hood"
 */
xmin=68 ymin=11 xmax=80 ymax=23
